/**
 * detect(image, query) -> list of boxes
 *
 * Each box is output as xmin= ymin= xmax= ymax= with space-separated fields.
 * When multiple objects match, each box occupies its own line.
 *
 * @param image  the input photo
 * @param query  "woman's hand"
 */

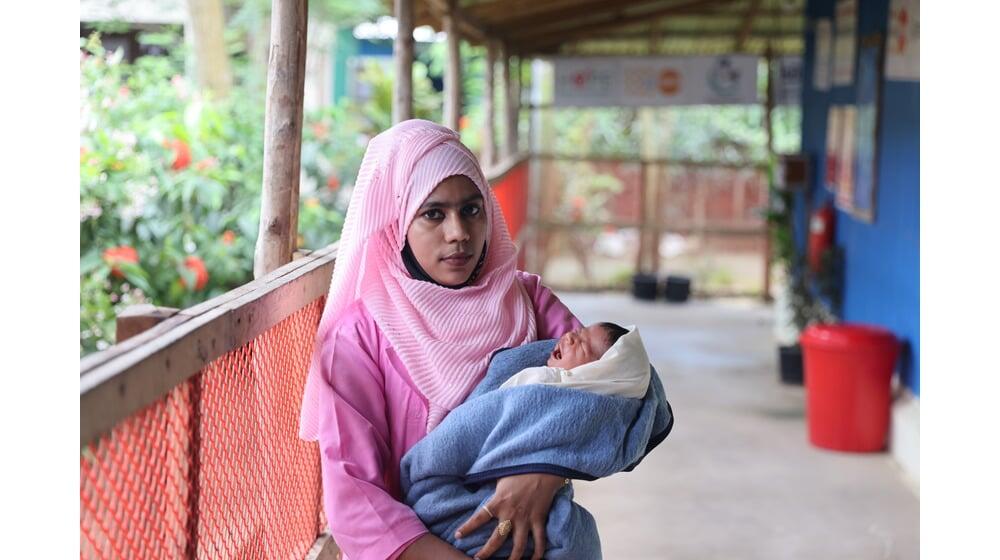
xmin=454 ymin=473 xmax=567 ymax=560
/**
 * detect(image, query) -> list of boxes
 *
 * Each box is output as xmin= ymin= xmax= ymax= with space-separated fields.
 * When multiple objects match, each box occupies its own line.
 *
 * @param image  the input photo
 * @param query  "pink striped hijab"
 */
xmin=299 ymin=119 xmax=537 ymax=439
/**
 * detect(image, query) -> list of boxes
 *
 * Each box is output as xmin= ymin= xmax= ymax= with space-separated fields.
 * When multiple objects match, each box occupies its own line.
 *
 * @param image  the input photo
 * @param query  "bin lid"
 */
xmin=800 ymin=322 xmax=897 ymax=350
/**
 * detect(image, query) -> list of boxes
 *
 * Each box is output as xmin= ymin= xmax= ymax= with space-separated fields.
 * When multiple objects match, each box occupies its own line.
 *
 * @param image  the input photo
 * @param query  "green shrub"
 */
xmin=79 ymin=34 xmax=369 ymax=354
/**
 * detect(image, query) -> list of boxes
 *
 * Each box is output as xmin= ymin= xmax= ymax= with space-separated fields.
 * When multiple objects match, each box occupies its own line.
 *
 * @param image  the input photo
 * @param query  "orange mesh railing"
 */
xmin=81 ymin=297 xmax=327 ymax=559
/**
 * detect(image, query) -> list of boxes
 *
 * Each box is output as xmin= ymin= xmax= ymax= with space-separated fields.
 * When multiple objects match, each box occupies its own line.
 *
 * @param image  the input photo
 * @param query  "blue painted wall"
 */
xmin=798 ymin=0 xmax=920 ymax=395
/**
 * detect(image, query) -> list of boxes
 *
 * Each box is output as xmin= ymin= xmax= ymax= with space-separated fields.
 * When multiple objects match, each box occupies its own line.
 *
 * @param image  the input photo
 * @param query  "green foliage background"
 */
xmin=81 ymin=13 xmax=801 ymax=354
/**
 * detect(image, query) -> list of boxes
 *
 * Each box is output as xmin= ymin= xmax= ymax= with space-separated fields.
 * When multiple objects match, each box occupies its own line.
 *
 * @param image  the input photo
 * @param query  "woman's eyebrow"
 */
xmin=419 ymin=193 xmax=484 ymax=210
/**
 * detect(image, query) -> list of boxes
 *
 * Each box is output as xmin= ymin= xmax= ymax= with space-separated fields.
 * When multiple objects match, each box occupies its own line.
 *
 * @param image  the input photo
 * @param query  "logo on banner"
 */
xmin=561 ymin=67 xmax=614 ymax=97
xmin=708 ymin=57 xmax=743 ymax=98
xmin=659 ymin=68 xmax=681 ymax=95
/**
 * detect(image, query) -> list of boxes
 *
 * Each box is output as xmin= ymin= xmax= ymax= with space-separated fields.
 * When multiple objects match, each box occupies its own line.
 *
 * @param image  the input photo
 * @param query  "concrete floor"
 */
xmin=557 ymin=292 xmax=920 ymax=560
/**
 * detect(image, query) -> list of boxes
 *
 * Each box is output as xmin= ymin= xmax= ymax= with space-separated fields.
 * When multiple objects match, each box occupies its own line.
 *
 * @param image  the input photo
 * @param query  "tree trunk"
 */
xmin=185 ymin=0 xmax=233 ymax=97
xmin=254 ymin=0 xmax=308 ymax=278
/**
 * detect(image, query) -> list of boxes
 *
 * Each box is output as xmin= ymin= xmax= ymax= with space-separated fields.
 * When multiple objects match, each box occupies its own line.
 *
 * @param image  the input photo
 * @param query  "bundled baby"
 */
xmin=499 ymin=322 xmax=651 ymax=399
xmin=400 ymin=323 xmax=667 ymax=559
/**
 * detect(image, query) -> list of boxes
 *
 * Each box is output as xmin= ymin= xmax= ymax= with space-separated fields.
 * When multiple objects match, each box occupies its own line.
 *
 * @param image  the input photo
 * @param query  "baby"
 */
xmin=499 ymin=322 xmax=651 ymax=399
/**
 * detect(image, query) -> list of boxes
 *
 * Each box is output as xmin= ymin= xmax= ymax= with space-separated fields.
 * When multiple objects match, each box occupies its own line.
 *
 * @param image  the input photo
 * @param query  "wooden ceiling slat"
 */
xmin=582 ymin=30 xmax=801 ymax=41
xmin=466 ymin=0 xmax=579 ymax=21
xmin=491 ymin=0 xmax=663 ymax=33
xmin=421 ymin=0 xmax=489 ymax=41
xmin=513 ymin=0 xmax=737 ymax=51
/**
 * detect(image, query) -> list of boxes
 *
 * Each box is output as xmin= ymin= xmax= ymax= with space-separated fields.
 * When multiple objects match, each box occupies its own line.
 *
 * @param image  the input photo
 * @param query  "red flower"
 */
xmin=102 ymin=246 xmax=139 ymax=279
xmin=326 ymin=175 xmax=341 ymax=192
xmin=459 ymin=115 xmax=471 ymax=130
xmin=221 ymin=230 xmax=236 ymax=245
xmin=163 ymin=138 xmax=192 ymax=171
xmin=181 ymin=255 xmax=209 ymax=291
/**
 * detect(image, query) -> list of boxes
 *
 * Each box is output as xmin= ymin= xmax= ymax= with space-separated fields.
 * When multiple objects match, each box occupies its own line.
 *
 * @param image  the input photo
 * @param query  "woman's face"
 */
xmin=406 ymin=175 xmax=487 ymax=287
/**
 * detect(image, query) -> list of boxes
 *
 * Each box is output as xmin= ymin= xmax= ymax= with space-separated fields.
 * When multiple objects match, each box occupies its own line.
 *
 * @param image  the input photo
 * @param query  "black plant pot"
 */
xmin=778 ymin=344 xmax=804 ymax=385
xmin=663 ymin=275 xmax=691 ymax=303
xmin=632 ymin=273 xmax=658 ymax=300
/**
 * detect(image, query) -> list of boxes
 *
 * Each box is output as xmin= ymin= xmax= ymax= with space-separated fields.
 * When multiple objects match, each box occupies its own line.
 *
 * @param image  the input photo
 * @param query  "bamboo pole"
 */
xmin=393 ymin=0 xmax=414 ymax=124
xmin=482 ymin=40 xmax=497 ymax=169
xmin=253 ymin=0 xmax=308 ymax=279
xmin=443 ymin=0 xmax=462 ymax=131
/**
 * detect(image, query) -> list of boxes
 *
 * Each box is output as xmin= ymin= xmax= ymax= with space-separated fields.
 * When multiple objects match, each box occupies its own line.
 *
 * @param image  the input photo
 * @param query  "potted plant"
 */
xmin=764 ymin=155 xmax=838 ymax=384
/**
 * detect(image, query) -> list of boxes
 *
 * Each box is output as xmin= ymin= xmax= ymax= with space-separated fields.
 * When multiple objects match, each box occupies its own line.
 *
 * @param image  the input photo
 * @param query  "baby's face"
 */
xmin=547 ymin=324 xmax=612 ymax=370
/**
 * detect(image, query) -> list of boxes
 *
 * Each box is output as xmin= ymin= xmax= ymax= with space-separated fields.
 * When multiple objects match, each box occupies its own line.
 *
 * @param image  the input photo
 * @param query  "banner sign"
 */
xmin=773 ymin=55 xmax=803 ymax=105
xmin=551 ymin=55 xmax=759 ymax=107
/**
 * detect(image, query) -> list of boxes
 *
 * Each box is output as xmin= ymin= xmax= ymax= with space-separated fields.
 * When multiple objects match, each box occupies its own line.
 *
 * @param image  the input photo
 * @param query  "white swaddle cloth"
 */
xmin=498 ymin=326 xmax=651 ymax=399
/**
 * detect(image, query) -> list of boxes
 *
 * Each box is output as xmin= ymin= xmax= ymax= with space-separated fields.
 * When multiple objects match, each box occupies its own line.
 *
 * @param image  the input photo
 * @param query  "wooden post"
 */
xmin=443 ymin=0 xmax=462 ymax=131
xmin=393 ymin=0 xmax=414 ymax=124
xmin=636 ymin=161 xmax=649 ymax=274
xmin=482 ymin=40 xmax=497 ymax=169
xmin=762 ymin=48 xmax=775 ymax=301
xmin=115 ymin=304 xmax=180 ymax=343
xmin=499 ymin=43 xmax=512 ymax=161
xmin=254 ymin=0 xmax=308 ymax=279
xmin=506 ymin=55 xmax=521 ymax=158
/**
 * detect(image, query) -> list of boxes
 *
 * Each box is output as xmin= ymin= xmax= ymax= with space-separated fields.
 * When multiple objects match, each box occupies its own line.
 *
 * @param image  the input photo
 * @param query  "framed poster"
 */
xmin=824 ymin=106 xmax=842 ymax=191
xmin=832 ymin=0 xmax=857 ymax=86
xmin=849 ymin=35 xmax=885 ymax=222
xmin=813 ymin=19 xmax=833 ymax=91
xmin=886 ymin=0 xmax=919 ymax=81
xmin=836 ymin=105 xmax=857 ymax=210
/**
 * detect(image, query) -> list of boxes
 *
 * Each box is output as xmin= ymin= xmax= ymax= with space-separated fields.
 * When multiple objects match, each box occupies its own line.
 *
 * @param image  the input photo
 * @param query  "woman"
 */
xmin=299 ymin=119 xmax=583 ymax=560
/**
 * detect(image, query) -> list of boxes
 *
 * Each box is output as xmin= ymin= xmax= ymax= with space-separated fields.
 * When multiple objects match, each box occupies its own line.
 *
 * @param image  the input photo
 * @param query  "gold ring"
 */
xmin=482 ymin=505 xmax=495 ymax=519
xmin=497 ymin=519 xmax=512 ymax=537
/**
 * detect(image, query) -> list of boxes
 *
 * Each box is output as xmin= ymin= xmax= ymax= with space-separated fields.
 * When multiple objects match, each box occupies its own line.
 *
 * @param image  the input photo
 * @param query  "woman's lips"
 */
xmin=441 ymin=253 xmax=472 ymax=266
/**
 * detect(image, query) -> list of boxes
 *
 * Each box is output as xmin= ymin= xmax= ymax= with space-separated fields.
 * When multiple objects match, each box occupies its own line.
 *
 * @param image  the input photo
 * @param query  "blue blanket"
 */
xmin=400 ymin=339 xmax=674 ymax=559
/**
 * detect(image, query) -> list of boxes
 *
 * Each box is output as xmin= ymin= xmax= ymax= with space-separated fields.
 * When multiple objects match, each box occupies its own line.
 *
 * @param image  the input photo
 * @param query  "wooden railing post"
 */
xmin=254 ymin=0 xmax=309 ymax=279
xmin=116 ymin=304 xmax=180 ymax=343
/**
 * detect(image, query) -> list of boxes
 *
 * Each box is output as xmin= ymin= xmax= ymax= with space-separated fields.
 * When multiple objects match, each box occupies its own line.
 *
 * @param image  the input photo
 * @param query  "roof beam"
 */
xmin=735 ymin=0 xmax=763 ymax=51
xmin=422 ymin=0 xmax=489 ymax=42
xmin=513 ymin=0 xmax=736 ymax=51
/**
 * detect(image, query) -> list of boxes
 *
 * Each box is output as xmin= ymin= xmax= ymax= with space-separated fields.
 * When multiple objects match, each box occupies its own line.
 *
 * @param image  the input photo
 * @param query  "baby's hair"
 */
xmin=597 ymin=322 xmax=629 ymax=349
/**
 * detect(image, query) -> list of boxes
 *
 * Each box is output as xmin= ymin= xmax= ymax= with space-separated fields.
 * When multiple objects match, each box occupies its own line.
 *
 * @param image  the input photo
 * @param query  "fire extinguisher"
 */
xmin=808 ymin=202 xmax=835 ymax=275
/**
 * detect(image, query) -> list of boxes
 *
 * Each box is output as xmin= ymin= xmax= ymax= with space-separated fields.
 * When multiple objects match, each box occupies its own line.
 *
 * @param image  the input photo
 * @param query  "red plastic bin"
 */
xmin=800 ymin=323 xmax=899 ymax=452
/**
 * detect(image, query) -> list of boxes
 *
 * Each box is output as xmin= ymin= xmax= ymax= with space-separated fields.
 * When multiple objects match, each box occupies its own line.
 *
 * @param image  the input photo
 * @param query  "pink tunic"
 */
xmin=315 ymin=272 xmax=582 ymax=560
